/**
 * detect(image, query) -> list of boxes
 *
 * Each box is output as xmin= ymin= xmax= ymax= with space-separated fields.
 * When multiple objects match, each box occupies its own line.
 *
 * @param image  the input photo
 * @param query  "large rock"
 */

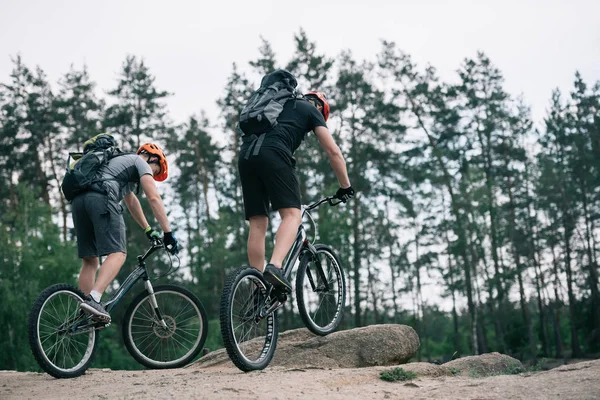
xmin=400 ymin=362 xmax=453 ymax=378
xmin=444 ymin=352 xmax=524 ymax=377
xmin=192 ymin=324 xmax=420 ymax=369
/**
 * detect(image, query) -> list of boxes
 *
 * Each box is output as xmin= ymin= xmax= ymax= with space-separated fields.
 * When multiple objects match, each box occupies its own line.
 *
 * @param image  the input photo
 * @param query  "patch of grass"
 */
xmin=503 ymin=361 xmax=525 ymax=375
xmin=527 ymin=358 xmax=546 ymax=372
xmin=380 ymin=367 xmax=417 ymax=382
xmin=468 ymin=368 xmax=482 ymax=378
xmin=448 ymin=367 xmax=460 ymax=376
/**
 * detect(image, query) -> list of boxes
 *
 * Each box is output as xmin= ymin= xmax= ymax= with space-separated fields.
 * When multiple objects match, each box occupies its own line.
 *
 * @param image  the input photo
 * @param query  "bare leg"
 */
xmin=248 ymin=215 xmax=268 ymax=272
xmin=78 ymin=257 xmax=99 ymax=295
xmin=91 ymin=252 xmax=127 ymax=294
xmin=270 ymin=207 xmax=302 ymax=269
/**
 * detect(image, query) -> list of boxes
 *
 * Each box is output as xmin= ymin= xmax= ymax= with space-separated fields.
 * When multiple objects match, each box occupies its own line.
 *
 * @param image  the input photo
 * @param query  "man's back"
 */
xmin=91 ymin=154 xmax=152 ymax=213
xmin=249 ymin=99 xmax=327 ymax=156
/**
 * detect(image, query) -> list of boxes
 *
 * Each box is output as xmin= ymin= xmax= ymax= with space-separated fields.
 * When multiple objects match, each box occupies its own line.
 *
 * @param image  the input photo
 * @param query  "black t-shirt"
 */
xmin=241 ymin=99 xmax=327 ymax=157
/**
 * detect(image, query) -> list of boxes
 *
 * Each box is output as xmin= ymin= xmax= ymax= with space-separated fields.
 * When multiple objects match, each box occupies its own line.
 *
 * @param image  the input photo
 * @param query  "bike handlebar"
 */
xmin=139 ymin=237 xmax=181 ymax=262
xmin=305 ymin=196 xmax=344 ymax=211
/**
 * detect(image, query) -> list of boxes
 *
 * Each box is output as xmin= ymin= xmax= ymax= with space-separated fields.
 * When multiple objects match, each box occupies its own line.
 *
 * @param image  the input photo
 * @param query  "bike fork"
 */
xmin=145 ymin=280 xmax=168 ymax=329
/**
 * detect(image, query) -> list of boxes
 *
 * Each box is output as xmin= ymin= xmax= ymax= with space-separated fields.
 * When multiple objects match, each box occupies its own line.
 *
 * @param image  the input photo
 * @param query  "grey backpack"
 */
xmin=239 ymin=69 xmax=298 ymax=136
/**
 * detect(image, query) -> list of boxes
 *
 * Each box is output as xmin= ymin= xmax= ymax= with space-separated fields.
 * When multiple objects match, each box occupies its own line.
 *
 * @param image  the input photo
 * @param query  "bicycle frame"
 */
xmin=103 ymin=243 xmax=161 ymax=312
xmin=281 ymin=197 xmax=342 ymax=282
xmin=70 ymin=241 xmax=168 ymax=332
xmin=256 ymin=196 xmax=341 ymax=318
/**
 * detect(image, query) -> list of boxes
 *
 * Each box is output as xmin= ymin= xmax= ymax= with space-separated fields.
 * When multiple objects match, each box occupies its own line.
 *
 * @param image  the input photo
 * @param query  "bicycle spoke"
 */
xmin=140 ymin=333 xmax=162 ymax=355
xmin=135 ymin=303 xmax=156 ymax=322
xmin=170 ymin=297 xmax=190 ymax=321
xmin=134 ymin=330 xmax=158 ymax=349
xmin=173 ymin=313 xmax=199 ymax=325
xmin=42 ymin=307 xmax=63 ymax=326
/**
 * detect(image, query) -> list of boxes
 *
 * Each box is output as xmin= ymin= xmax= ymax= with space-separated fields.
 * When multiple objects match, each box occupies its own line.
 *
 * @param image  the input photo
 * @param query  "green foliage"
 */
xmin=0 ymin=185 xmax=80 ymax=371
xmin=203 ymin=319 xmax=224 ymax=353
xmin=379 ymin=367 xmax=417 ymax=382
xmin=503 ymin=361 xmax=525 ymax=375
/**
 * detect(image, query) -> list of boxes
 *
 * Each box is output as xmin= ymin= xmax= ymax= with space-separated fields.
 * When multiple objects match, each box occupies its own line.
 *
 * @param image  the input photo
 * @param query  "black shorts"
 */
xmin=238 ymin=146 xmax=301 ymax=219
xmin=71 ymin=192 xmax=127 ymax=258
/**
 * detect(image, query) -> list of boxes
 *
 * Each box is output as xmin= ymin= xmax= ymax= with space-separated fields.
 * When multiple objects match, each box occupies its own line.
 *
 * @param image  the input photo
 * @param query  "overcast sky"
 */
xmin=1 ymin=0 xmax=599 ymax=130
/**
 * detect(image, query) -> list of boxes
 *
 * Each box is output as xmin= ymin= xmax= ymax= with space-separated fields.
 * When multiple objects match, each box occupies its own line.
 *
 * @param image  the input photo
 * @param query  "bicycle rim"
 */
xmin=126 ymin=290 xmax=204 ymax=366
xmin=298 ymin=247 xmax=345 ymax=333
xmin=230 ymin=274 xmax=275 ymax=366
xmin=36 ymin=290 xmax=96 ymax=374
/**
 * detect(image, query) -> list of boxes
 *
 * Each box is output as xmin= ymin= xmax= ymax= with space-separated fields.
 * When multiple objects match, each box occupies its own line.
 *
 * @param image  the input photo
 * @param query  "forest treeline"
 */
xmin=2 ymin=29 xmax=599 ymax=371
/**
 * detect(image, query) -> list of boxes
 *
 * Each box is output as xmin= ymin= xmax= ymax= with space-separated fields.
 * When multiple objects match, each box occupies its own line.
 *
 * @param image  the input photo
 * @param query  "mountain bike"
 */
xmin=220 ymin=196 xmax=347 ymax=371
xmin=28 ymin=239 xmax=208 ymax=378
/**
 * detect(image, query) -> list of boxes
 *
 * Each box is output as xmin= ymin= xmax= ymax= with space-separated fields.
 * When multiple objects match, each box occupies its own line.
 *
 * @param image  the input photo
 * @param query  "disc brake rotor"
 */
xmin=153 ymin=315 xmax=176 ymax=338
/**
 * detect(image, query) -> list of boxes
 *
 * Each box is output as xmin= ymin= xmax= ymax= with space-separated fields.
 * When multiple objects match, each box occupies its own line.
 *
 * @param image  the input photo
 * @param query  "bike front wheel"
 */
xmin=220 ymin=266 xmax=278 ymax=372
xmin=28 ymin=284 xmax=99 ymax=378
xmin=122 ymin=284 xmax=208 ymax=369
xmin=296 ymin=244 xmax=346 ymax=336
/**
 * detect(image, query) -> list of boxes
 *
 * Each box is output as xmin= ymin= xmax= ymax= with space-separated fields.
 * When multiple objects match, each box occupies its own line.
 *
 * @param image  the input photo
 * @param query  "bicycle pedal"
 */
xmin=94 ymin=319 xmax=111 ymax=329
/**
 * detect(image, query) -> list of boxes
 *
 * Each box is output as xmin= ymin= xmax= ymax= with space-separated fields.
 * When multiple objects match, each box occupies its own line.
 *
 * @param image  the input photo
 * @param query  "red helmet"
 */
xmin=305 ymin=91 xmax=330 ymax=122
xmin=137 ymin=143 xmax=168 ymax=181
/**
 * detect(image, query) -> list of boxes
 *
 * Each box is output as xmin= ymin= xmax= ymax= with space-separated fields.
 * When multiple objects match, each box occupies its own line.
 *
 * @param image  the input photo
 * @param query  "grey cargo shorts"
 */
xmin=71 ymin=191 xmax=127 ymax=258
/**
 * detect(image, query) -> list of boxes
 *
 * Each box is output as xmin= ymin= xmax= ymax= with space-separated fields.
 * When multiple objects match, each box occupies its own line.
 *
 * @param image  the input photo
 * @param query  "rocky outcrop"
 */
xmin=444 ymin=352 xmax=524 ymax=377
xmin=192 ymin=324 xmax=420 ymax=369
xmin=400 ymin=362 xmax=454 ymax=378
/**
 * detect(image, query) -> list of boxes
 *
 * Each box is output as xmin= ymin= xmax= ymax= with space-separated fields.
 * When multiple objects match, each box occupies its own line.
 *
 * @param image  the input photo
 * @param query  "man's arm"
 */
xmin=314 ymin=126 xmax=351 ymax=188
xmin=123 ymin=192 xmax=150 ymax=229
xmin=139 ymin=175 xmax=171 ymax=233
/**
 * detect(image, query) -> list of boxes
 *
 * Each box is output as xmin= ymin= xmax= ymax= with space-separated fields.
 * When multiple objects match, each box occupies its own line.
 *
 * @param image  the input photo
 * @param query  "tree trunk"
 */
xmin=352 ymin=195 xmax=361 ymax=327
xmin=476 ymin=122 xmax=507 ymax=352
xmin=524 ymin=160 xmax=550 ymax=357
xmin=390 ymin=242 xmax=399 ymax=322
xmin=442 ymin=194 xmax=461 ymax=353
xmin=550 ymin=242 xmax=564 ymax=358
xmin=503 ymin=152 xmax=536 ymax=358
xmin=563 ymin=214 xmax=582 ymax=357
xmin=534 ymin=262 xmax=550 ymax=357
xmin=579 ymin=179 xmax=600 ymax=345
xmin=46 ymin=135 xmax=68 ymax=241
xmin=414 ymin=217 xmax=426 ymax=359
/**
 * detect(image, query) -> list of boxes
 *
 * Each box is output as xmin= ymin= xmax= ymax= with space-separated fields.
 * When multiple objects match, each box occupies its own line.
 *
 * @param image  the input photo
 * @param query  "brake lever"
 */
xmin=150 ymin=237 xmax=164 ymax=249
xmin=327 ymin=197 xmax=344 ymax=206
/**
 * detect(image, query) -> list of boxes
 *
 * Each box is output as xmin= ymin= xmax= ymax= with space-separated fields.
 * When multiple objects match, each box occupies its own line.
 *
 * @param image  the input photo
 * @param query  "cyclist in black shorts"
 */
xmin=238 ymin=91 xmax=354 ymax=295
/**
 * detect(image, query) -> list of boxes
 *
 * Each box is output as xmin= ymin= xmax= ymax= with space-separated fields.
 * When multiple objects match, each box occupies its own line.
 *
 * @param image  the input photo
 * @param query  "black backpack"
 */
xmin=239 ymin=69 xmax=299 ymax=136
xmin=61 ymin=133 xmax=126 ymax=201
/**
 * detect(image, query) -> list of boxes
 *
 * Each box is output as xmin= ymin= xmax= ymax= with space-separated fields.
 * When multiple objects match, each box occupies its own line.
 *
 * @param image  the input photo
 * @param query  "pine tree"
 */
xmin=104 ymin=55 xmax=171 ymax=150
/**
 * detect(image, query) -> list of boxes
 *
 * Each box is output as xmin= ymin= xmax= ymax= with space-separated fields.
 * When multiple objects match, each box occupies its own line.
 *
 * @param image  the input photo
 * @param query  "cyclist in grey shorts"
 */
xmin=74 ymin=142 xmax=179 ymax=322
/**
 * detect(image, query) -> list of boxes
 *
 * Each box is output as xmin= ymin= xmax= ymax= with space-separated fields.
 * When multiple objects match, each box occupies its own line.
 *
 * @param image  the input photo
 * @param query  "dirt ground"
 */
xmin=1 ymin=359 xmax=599 ymax=400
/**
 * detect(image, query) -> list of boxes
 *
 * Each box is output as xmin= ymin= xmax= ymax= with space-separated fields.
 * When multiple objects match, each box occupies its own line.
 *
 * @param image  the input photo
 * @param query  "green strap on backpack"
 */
xmin=61 ymin=133 xmax=126 ymax=201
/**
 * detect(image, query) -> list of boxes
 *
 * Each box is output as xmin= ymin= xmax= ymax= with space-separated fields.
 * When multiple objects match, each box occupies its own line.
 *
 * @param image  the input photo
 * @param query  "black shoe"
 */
xmin=80 ymin=297 xmax=111 ymax=323
xmin=263 ymin=264 xmax=292 ymax=295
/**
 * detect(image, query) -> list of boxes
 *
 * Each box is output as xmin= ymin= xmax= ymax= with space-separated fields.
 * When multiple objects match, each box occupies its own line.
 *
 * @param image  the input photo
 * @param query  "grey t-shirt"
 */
xmin=91 ymin=154 xmax=153 ymax=214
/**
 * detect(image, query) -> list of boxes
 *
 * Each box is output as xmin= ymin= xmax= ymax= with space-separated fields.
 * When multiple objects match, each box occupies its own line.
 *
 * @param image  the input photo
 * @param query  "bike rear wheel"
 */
xmin=296 ymin=244 xmax=346 ymax=336
xmin=122 ymin=284 xmax=208 ymax=369
xmin=220 ymin=266 xmax=278 ymax=372
xmin=28 ymin=284 xmax=99 ymax=378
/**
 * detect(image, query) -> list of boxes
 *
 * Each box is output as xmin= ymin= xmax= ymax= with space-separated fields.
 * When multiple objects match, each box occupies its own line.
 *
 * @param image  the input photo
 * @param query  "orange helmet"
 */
xmin=305 ymin=91 xmax=330 ymax=122
xmin=137 ymin=143 xmax=168 ymax=181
